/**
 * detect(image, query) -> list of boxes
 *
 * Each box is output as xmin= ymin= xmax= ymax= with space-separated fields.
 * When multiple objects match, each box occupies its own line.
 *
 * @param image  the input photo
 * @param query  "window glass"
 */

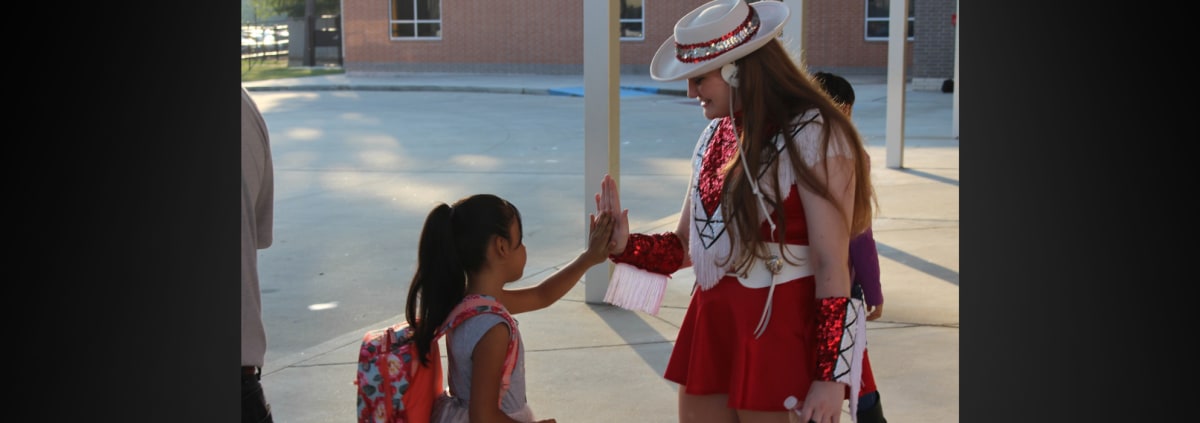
xmin=417 ymin=0 xmax=439 ymax=20
xmin=391 ymin=0 xmax=441 ymax=40
xmin=620 ymin=0 xmax=642 ymax=19
xmin=392 ymin=24 xmax=415 ymax=38
xmin=417 ymin=23 xmax=440 ymax=38
xmin=867 ymin=0 xmax=889 ymax=18
xmin=620 ymin=0 xmax=644 ymax=41
xmin=620 ymin=22 xmax=643 ymax=39
xmin=864 ymin=0 xmax=915 ymax=41
xmin=394 ymin=3 xmax=413 ymax=20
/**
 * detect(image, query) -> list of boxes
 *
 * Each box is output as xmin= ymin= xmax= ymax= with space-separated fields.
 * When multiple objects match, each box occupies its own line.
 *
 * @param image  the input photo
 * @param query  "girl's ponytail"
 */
xmin=405 ymin=203 xmax=466 ymax=365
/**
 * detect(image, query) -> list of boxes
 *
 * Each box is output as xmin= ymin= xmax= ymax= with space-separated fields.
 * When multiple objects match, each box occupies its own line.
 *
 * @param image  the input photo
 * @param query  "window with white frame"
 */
xmin=865 ymin=0 xmax=914 ymax=41
xmin=391 ymin=0 xmax=441 ymax=39
xmin=620 ymin=0 xmax=644 ymax=41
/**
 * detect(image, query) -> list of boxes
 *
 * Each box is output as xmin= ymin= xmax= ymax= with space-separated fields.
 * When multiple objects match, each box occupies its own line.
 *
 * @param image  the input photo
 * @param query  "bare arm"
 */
xmin=798 ymin=156 xmax=855 ymax=299
xmin=671 ymin=188 xmax=693 ymax=269
xmin=467 ymin=323 xmax=523 ymax=423
xmin=496 ymin=212 xmax=614 ymax=315
xmin=796 ymin=154 xmax=857 ymax=423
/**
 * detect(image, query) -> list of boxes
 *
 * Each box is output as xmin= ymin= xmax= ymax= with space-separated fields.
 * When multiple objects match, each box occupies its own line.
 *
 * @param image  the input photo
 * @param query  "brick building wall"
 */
xmin=342 ymin=0 xmax=702 ymax=74
xmin=344 ymin=0 xmax=576 ymax=74
xmin=911 ymin=0 xmax=956 ymax=90
xmin=341 ymin=0 xmax=951 ymax=84
xmin=803 ymin=0 xmax=913 ymax=76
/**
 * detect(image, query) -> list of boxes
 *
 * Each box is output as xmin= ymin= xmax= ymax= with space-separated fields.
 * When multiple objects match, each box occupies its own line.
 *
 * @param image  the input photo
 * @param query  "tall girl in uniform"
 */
xmin=595 ymin=1 xmax=876 ymax=422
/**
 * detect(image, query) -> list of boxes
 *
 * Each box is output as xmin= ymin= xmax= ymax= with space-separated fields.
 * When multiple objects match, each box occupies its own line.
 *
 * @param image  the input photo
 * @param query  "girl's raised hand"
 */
xmin=584 ymin=211 xmax=615 ymax=265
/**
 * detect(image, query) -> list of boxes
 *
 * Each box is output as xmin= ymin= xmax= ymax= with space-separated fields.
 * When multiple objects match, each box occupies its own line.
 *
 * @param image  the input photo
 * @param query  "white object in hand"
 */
xmin=783 ymin=395 xmax=799 ymax=410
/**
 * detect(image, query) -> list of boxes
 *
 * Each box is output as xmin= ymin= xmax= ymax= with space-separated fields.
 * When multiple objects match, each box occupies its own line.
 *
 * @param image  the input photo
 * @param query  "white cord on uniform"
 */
xmin=728 ymin=83 xmax=781 ymax=338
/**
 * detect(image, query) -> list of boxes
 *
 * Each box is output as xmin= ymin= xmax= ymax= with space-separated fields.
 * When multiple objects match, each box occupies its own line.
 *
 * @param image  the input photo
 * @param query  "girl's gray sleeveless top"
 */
xmin=443 ymin=313 xmax=527 ymax=412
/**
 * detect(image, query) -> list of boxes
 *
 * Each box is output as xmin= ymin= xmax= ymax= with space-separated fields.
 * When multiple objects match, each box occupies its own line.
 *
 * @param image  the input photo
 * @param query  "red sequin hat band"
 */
xmin=674 ymin=7 xmax=761 ymax=64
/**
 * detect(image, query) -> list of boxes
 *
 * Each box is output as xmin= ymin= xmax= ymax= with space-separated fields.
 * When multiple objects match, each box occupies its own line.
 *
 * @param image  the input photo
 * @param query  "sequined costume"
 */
xmin=606 ymin=109 xmax=872 ymax=412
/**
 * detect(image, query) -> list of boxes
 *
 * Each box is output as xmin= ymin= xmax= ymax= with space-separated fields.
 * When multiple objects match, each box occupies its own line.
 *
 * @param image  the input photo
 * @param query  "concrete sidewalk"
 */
xmin=245 ymin=70 xmax=959 ymax=423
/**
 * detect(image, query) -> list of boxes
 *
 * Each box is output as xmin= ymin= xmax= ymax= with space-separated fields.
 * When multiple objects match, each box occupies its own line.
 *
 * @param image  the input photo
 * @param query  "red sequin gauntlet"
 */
xmin=814 ymin=297 xmax=852 ymax=382
xmin=609 ymin=232 xmax=685 ymax=276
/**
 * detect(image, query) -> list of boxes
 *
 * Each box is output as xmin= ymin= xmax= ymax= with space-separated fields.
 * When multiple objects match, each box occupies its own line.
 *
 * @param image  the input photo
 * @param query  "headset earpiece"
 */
xmin=721 ymin=63 xmax=739 ymax=87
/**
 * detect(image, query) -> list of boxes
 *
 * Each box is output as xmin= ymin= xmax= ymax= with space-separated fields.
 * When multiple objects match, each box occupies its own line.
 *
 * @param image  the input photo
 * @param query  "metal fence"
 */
xmin=242 ymin=23 xmax=290 ymax=61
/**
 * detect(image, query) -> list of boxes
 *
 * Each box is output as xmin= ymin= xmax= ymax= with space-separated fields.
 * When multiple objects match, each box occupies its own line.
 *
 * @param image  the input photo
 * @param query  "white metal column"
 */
xmin=582 ymin=0 xmax=620 ymax=304
xmin=885 ymin=0 xmax=910 ymax=169
xmin=952 ymin=0 xmax=960 ymax=139
xmin=780 ymin=0 xmax=806 ymax=61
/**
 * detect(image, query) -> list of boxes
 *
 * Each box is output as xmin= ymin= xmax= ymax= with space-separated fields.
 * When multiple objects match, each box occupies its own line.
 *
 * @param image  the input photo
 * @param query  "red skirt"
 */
xmin=663 ymin=275 xmax=877 ymax=411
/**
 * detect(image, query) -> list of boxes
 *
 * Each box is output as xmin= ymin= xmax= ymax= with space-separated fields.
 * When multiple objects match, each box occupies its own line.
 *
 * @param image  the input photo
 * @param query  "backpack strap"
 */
xmin=435 ymin=294 xmax=520 ymax=406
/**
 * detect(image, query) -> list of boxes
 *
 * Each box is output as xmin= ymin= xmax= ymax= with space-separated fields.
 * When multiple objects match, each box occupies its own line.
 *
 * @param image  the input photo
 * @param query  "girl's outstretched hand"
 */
xmin=594 ymin=174 xmax=629 ymax=255
xmin=584 ymin=211 xmax=615 ymax=266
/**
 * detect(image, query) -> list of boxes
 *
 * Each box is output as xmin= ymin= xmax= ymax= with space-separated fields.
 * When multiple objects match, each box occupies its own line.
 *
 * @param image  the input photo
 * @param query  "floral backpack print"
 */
xmin=355 ymin=295 xmax=519 ymax=423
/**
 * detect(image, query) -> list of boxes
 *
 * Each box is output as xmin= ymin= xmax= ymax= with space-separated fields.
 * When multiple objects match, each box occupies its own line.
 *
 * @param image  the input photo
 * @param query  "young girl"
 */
xmin=596 ymin=1 xmax=876 ymax=422
xmin=404 ymin=194 xmax=614 ymax=423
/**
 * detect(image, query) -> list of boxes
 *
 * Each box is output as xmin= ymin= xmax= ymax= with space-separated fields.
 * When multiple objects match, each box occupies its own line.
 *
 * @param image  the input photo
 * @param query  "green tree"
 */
xmin=252 ymin=0 xmax=340 ymax=18
xmin=244 ymin=0 xmax=286 ymax=23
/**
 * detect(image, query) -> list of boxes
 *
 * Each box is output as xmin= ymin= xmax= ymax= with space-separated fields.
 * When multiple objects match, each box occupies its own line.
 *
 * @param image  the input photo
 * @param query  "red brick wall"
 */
xmin=341 ymin=0 xmax=387 ymax=64
xmin=345 ymin=0 xmax=583 ymax=66
xmin=342 ymin=0 xmax=915 ymax=74
xmin=804 ymin=0 xmax=913 ymax=72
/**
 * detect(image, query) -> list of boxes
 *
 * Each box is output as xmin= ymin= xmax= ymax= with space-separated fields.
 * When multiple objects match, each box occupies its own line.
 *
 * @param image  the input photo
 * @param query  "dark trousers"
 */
xmin=242 ymin=368 xmax=274 ymax=423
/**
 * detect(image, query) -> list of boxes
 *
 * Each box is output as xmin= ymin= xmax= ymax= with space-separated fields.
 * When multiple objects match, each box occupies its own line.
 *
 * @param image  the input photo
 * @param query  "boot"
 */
xmin=856 ymin=392 xmax=887 ymax=423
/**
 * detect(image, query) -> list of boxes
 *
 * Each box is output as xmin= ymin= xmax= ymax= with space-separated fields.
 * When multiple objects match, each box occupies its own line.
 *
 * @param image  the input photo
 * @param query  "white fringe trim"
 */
xmin=603 ymin=263 xmax=669 ymax=316
xmin=691 ymin=119 xmax=728 ymax=292
xmin=834 ymin=297 xmax=867 ymax=423
xmin=690 ymin=213 xmax=729 ymax=291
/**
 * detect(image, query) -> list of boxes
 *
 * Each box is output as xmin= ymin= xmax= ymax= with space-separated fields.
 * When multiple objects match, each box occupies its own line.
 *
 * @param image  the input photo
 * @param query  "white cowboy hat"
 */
xmin=650 ymin=0 xmax=790 ymax=82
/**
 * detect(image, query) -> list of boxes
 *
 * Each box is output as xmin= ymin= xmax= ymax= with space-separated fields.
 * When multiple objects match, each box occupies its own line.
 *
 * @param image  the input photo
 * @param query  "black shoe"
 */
xmin=857 ymin=392 xmax=887 ymax=423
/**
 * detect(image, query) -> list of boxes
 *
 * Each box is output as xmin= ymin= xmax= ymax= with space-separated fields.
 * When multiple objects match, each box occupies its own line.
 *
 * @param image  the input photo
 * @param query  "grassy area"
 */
xmin=241 ymin=59 xmax=345 ymax=82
